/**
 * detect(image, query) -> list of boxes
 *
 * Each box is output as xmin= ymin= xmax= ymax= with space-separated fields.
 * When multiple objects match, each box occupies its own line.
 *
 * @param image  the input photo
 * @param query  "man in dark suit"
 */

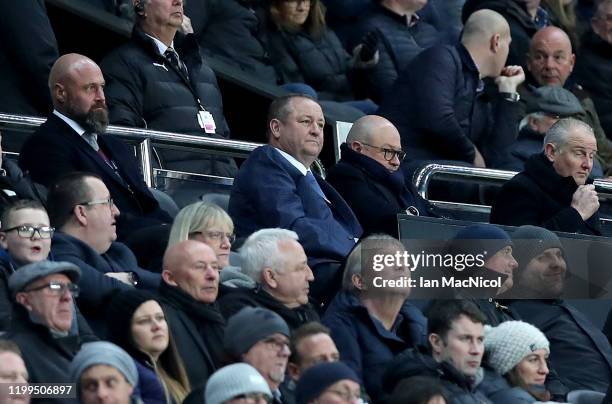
xmin=18 ymin=53 xmax=172 ymax=240
xmin=228 ymin=94 xmax=362 ymax=305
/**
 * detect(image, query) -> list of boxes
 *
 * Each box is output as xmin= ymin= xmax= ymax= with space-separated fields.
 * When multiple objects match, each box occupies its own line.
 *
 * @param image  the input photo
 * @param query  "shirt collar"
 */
xmin=145 ymin=33 xmax=174 ymax=56
xmin=53 ymin=110 xmax=86 ymax=136
xmin=274 ymin=147 xmax=309 ymax=176
xmin=379 ymin=4 xmax=420 ymax=27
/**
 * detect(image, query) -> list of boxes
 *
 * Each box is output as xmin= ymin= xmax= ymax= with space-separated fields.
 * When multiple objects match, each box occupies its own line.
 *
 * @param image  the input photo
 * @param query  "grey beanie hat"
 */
xmin=9 ymin=260 xmax=81 ymax=296
xmin=527 ymin=86 xmax=584 ymax=117
xmin=70 ymin=341 xmax=138 ymax=394
xmin=485 ymin=321 xmax=550 ymax=376
xmin=205 ymin=363 xmax=272 ymax=404
xmin=224 ymin=307 xmax=290 ymax=357
xmin=511 ymin=225 xmax=563 ymax=272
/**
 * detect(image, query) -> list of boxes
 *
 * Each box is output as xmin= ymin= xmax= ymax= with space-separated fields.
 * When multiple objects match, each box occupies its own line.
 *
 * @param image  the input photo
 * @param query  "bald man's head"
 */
xmin=162 ymin=240 xmax=220 ymax=303
xmin=461 ymin=9 xmax=511 ymax=78
xmin=345 ymin=115 xmax=403 ymax=172
xmin=49 ymin=53 xmax=109 ymax=134
xmin=527 ymin=26 xmax=575 ymax=86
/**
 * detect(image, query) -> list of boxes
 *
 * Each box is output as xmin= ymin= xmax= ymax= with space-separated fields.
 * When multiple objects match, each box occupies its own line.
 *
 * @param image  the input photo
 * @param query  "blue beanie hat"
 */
xmin=295 ymin=362 xmax=360 ymax=404
xmin=449 ymin=224 xmax=513 ymax=261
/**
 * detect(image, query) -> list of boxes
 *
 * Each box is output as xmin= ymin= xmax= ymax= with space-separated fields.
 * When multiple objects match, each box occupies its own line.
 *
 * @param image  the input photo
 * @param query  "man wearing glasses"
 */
xmin=47 ymin=172 xmax=160 ymax=336
xmin=327 ymin=115 xmax=439 ymax=237
xmin=6 ymin=261 xmax=94 ymax=400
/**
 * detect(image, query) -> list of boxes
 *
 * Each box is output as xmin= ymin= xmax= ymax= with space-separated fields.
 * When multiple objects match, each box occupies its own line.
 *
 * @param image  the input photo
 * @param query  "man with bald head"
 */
xmin=326 ymin=115 xmax=439 ymax=237
xmin=18 ymin=53 xmax=171 ymax=240
xmin=522 ymin=26 xmax=612 ymax=175
xmin=575 ymin=0 xmax=612 ymax=141
xmin=378 ymin=9 xmax=525 ymax=177
xmin=158 ymin=240 xmax=225 ymax=390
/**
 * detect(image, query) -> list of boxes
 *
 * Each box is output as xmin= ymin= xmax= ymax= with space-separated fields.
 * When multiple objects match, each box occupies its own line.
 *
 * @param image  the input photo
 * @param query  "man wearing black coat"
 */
xmin=101 ymin=0 xmax=235 ymax=176
xmin=326 ymin=115 xmax=438 ymax=237
xmin=491 ymin=118 xmax=602 ymax=235
xmin=218 ymin=228 xmax=319 ymax=328
xmin=18 ymin=54 xmax=172 ymax=240
xmin=159 ymin=240 xmax=226 ymax=391
xmin=378 ymin=9 xmax=524 ymax=177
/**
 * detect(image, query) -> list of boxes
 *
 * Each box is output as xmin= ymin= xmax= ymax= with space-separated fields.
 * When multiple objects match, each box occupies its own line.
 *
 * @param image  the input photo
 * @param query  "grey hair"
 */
xmin=240 ymin=228 xmax=300 ymax=281
xmin=341 ymin=234 xmax=406 ymax=292
xmin=518 ymin=112 xmax=546 ymax=132
xmin=595 ymin=0 xmax=612 ymax=17
xmin=542 ymin=117 xmax=594 ymax=152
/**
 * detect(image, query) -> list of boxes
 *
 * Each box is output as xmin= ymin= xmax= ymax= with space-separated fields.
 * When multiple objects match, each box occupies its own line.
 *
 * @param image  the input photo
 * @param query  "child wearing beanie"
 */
xmin=484 ymin=321 xmax=561 ymax=403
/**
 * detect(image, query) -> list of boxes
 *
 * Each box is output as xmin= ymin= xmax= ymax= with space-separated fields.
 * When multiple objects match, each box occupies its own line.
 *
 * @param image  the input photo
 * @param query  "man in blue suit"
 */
xmin=18 ymin=53 xmax=171 ymax=240
xmin=228 ymin=95 xmax=362 ymax=305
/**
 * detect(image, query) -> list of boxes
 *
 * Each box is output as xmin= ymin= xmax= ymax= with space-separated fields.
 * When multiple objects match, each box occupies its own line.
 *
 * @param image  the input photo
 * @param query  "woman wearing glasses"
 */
xmin=107 ymin=289 xmax=191 ymax=404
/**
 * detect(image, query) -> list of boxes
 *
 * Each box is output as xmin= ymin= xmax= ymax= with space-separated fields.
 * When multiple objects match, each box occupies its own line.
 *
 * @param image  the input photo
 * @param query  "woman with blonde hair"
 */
xmin=167 ymin=202 xmax=235 ymax=269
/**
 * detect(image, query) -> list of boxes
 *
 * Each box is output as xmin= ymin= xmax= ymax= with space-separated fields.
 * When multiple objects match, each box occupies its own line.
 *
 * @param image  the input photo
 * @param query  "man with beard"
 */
xmin=18 ymin=53 xmax=172 ymax=240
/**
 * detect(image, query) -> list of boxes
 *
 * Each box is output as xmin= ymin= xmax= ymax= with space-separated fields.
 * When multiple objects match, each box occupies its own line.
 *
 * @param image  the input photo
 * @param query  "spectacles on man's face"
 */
xmin=24 ymin=281 xmax=80 ymax=298
xmin=2 ymin=225 xmax=55 ymax=239
xmin=192 ymin=230 xmax=236 ymax=244
xmin=77 ymin=196 xmax=114 ymax=209
xmin=262 ymin=336 xmax=290 ymax=354
xmin=360 ymin=142 xmax=406 ymax=162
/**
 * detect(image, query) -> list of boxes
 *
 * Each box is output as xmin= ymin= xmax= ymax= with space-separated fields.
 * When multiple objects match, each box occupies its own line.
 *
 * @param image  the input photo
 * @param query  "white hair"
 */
xmin=543 ymin=117 xmax=594 ymax=152
xmin=518 ymin=112 xmax=546 ymax=132
xmin=239 ymin=228 xmax=300 ymax=281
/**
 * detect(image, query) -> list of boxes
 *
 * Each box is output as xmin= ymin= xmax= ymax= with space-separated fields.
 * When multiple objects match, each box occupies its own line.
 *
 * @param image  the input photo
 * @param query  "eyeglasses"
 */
xmin=77 ymin=196 xmax=114 ymax=209
xmin=360 ymin=142 xmax=406 ymax=161
xmin=24 ymin=281 xmax=80 ymax=298
xmin=2 ymin=225 xmax=55 ymax=239
xmin=193 ymin=230 xmax=236 ymax=243
xmin=262 ymin=337 xmax=290 ymax=353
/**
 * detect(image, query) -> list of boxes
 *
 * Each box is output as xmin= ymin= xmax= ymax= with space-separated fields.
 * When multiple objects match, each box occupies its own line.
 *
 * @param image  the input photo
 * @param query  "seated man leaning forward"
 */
xmin=228 ymin=94 xmax=362 ymax=305
xmin=491 ymin=118 xmax=601 ymax=235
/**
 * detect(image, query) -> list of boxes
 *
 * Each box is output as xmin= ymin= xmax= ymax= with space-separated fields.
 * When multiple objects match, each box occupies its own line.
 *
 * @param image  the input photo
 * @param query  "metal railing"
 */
xmin=413 ymin=163 xmax=612 ymax=215
xmin=0 ymin=113 xmax=263 ymax=187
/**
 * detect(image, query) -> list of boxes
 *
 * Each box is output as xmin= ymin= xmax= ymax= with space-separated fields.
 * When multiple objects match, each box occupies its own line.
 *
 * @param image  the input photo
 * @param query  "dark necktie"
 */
xmin=164 ymin=47 xmax=187 ymax=77
xmin=305 ymin=171 xmax=327 ymax=200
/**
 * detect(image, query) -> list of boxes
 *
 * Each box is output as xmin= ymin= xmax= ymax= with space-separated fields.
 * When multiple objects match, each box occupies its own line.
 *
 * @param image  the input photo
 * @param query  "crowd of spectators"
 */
xmin=0 ymin=0 xmax=612 ymax=404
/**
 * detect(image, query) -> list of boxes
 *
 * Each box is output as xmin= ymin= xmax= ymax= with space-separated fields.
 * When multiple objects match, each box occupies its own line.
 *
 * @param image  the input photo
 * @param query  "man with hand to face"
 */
xmin=491 ymin=118 xmax=601 ymax=235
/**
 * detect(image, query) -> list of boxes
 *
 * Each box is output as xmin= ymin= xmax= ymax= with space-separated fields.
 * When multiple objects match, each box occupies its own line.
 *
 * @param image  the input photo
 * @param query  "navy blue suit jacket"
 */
xmin=19 ymin=114 xmax=171 ymax=238
xmin=228 ymin=145 xmax=362 ymax=266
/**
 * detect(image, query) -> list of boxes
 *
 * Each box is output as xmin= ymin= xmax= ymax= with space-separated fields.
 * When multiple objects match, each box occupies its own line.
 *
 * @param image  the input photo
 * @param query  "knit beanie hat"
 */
xmin=70 ymin=341 xmax=138 ymax=397
xmin=206 ymin=363 xmax=272 ymax=404
xmin=224 ymin=307 xmax=290 ymax=358
xmin=511 ymin=225 xmax=563 ymax=273
xmin=295 ymin=362 xmax=361 ymax=404
xmin=449 ymin=224 xmax=513 ymax=261
xmin=484 ymin=321 xmax=550 ymax=376
xmin=106 ymin=289 xmax=160 ymax=360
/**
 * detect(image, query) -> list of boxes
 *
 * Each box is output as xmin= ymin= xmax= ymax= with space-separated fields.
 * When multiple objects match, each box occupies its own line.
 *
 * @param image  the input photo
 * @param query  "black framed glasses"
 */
xmin=2 ymin=225 xmax=55 ymax=239
xmin=360 ymin=142 xmax=406 ymax=161
xmin=24 ymin=281 xmax=79 ymax=298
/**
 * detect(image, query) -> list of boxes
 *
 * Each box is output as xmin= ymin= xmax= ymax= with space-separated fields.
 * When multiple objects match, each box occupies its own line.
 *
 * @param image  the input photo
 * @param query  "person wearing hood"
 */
xmin=322 ymin=234 xmax=427 ymax=402
xmin=218 ymin=228 xmax=319 ymax=329
xmin=326 ymin=115 xmax=439 ymax=238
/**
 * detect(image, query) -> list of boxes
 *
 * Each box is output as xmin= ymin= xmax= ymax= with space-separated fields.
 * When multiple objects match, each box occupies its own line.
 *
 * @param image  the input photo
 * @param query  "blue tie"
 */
xmin=305 ymin=171 xmax=326 ymax=200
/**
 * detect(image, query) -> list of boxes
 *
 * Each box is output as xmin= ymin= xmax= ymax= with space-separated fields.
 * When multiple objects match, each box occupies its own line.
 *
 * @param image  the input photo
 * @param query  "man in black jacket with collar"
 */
xmin=326 ymin=115 xmax=438 ymax=237
xmin=491 ymin=118 xmax=601 ymax=235
xmin=101 ymin=0 xmax=235 ymax=176
xmin=18 ymin=53 xmax=172 ymax=241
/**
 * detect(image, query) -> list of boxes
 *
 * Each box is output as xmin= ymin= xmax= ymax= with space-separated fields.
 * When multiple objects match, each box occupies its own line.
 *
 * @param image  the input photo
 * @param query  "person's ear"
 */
xmin=73 ymin=205 xmax=88 ymax=227
xmin=0 ymin=231 xmax=8 ymax=250
xmin=287 ymin=362 xmax=301 ymax=381
xmin=54 ymin=83 xmax=66 ymax=105
xmin=15 ymin=292 xmax=32 ymax=311
xmin=544 ymin=143 xmax=557 ymax=162
xmin=161 ymin=269 xmax=178 ymax=287
xmin=269 ymin=119 xmax=282 ymax=141
xmin=491 ymin=33 xmax=500 ymax=53
xmin=350 ymin=141 xmax=363 ymax=153
xmin=428 ymin=333 xmax=443 ymax=356
xmin=262 ymin=267 xmax=278 ymax=289
xmin=351 ymin=273 xmax=363 ymax=290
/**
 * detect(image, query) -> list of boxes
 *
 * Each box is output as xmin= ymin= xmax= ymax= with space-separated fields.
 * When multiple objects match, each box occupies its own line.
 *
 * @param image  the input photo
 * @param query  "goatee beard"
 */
xmin=82 ymin=107 xmax=109 ymax=134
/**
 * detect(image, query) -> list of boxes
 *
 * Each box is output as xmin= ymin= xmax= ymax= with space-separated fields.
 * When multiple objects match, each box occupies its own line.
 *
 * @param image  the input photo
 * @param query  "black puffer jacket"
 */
xmin=382 ymin=347 xmax=495 ymax=404
xmin=462 ymin=0 xmax=542 ymax=69
xmin=575 ymin=29 xmax=612 ymax=139
xmin=264 ymin=24 xmax=354 ymax=101
xmin=354 ymin=4 xmax=441 ymax=102
xmin=101 ymin=26 xmax=235 ymax=175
